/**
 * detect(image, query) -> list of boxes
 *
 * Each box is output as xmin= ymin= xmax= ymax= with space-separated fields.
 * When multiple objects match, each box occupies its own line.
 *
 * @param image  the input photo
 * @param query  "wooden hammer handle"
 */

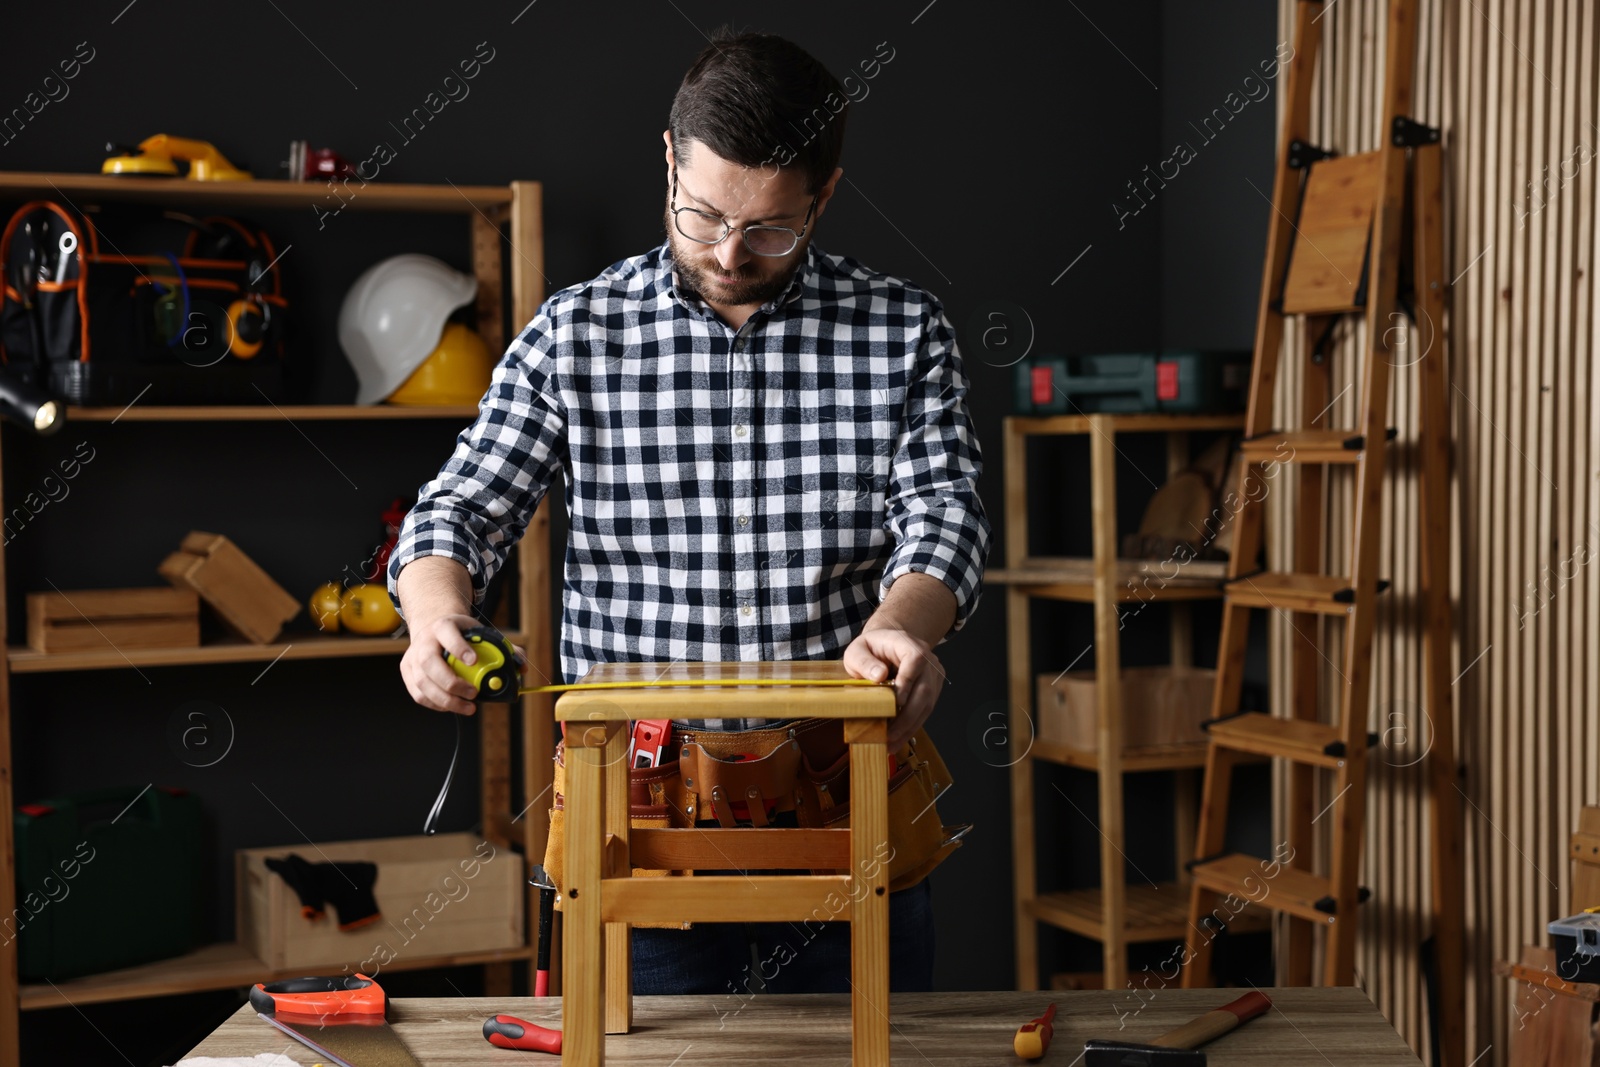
xmin=1152 ymin=991 xmax=1273 ymax=1049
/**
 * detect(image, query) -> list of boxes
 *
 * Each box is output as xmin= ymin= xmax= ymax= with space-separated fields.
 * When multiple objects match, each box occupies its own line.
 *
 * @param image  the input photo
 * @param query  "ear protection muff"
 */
xmin=225 ymin=295 xmax=269 ymax=359
xmin=224 ymin=241 xmax=275 ymax=359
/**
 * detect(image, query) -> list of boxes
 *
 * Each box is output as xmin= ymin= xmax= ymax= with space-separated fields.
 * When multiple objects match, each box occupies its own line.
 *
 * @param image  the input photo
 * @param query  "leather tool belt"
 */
xmin=543 ymin=719 xmax=968 ymax=927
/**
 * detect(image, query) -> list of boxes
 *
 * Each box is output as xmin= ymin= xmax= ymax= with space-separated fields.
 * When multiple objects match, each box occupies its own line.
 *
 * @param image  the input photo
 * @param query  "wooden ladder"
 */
xmin=1180 ymin=3 xmax=1464 ymax=1065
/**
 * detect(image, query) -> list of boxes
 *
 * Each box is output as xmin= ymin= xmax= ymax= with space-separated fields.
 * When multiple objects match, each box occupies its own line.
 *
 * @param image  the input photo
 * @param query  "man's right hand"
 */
xmin=400 ymin=614 xmax=488 ymax=715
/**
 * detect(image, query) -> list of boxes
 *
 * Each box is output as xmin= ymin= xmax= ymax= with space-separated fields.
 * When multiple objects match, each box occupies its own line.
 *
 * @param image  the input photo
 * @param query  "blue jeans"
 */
xmin=631 ymin=878 xmax=935 ymax=996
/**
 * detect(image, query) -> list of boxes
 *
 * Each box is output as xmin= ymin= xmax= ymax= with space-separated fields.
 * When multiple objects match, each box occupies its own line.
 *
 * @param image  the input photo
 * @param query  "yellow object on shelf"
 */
xmin=387 ymin=323 xmax=493 ymax=406
xmin=102 ymin=134 xmax=252 ymax=181
xmin=309 ymin=582 xmax=343 ymax=633
xmin=340 ymin=584 xmax=401 ymax=635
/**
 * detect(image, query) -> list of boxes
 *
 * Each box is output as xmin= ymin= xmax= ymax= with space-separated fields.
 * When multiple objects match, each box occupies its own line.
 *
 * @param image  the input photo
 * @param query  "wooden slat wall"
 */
xmin=1267 ymin=1 xmax=1600 ymax=1062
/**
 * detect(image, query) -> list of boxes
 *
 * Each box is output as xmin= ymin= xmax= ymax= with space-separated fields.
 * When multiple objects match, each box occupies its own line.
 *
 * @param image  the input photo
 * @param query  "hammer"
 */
xmin=1083 ymin=991 xmax=1272 ymax=1065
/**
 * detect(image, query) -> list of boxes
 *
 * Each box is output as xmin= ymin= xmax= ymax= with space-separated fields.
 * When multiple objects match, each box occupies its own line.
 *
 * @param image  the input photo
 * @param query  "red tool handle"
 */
xmin=483 ymin=1014 xmax=562 ymax=1053
xmin=1216 ymin=990 xmax=1272 ymax=1023
xmin=249 ymin=973 xmax=384 ymax=1017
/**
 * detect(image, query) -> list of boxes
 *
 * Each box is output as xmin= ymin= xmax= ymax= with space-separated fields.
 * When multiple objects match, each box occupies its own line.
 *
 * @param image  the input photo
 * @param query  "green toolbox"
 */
xmin=12 ymin=785 xmax=204 ymax=979
xmin=1014 ymin=351 xmax=1251 ymax=415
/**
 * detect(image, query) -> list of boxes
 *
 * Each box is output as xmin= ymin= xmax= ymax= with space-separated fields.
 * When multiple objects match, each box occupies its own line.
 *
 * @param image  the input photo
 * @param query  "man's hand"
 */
xmin=396 ymin=556 xmax=519 ymax=716
xmin=843 ymin=628 xmax=944 ymax=749
xmin=843 ymin=572 xmax=958 ymax=748
xmin=399 ymin=613 xmax=492 ymax=715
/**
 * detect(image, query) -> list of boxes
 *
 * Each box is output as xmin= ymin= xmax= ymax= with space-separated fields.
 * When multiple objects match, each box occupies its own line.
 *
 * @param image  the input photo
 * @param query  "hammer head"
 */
xmin=1082 ymin=1039 xmax=1206 ymax=1067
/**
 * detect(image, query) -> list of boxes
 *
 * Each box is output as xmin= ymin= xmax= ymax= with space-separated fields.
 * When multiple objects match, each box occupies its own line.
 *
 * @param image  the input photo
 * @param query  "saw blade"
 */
xmin=260 ymin=1011 xmax=426 ymax=1067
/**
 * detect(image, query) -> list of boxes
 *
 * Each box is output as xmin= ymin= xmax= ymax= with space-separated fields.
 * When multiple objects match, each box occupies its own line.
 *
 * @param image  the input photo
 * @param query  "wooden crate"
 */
xmin=25 ymin=587 xmax=198 ymax=653
xmin=237 ymin=833 xmax=524 ymax=971
xmin=159 ymin=531 xmax=299 ymax=644
xmin=1036 ymin=667 xmax=1214 ymax=751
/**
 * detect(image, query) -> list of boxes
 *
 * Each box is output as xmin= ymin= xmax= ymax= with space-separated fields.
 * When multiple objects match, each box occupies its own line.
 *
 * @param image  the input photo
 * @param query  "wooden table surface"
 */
xmin=183 ymin=988 xmax=1423 ymax=1065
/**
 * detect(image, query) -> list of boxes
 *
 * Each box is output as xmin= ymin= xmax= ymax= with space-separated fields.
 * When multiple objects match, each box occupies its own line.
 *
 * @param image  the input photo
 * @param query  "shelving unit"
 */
xmin=994 ymin=412 xmax=1262 ymax=990
xmin=0 ymin=172 xmax=555 ymax=1067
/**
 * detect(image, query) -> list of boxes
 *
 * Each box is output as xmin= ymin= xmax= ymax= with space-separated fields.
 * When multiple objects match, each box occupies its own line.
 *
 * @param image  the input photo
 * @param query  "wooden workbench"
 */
xmin=182 ymin=989 xmax=1423 ymax=1064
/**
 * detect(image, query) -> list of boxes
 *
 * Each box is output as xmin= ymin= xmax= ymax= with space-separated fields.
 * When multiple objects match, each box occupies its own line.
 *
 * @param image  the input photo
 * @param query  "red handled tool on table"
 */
xmin=1082 ymin=990 xmax=1272 ymax=1066
xmin=1013 ymin=1002 xmax=1057 ymax=1059
xmin=530 ymin=863 xmax=556 ymax=997
xmin=483 ymin=1013 xmax=563 ymax=1053
xmin=251 ymin=974 xmax=424 ymax=1067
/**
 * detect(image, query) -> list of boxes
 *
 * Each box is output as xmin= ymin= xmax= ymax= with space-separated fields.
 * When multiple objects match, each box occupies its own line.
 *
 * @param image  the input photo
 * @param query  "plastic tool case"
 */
xmin=12 ymin=785 xmax=203 ymax=979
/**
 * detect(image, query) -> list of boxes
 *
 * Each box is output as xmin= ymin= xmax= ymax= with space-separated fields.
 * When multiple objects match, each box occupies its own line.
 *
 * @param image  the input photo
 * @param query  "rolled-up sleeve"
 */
xmin=386 ymin=311 xmax=567 ymax=616
xmin=878 ymin=302 xmax=991 ymax=633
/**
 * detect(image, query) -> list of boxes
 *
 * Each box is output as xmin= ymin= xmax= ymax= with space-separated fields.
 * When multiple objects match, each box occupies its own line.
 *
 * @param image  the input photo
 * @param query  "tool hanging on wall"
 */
xmin=1178 ymin=7 xmax=1462 ymax=1067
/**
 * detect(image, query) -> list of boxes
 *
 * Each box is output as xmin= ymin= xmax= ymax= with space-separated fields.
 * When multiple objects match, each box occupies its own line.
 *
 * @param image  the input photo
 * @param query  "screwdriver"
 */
xmin=483 ymin=1014 xmax=562 ymax=1053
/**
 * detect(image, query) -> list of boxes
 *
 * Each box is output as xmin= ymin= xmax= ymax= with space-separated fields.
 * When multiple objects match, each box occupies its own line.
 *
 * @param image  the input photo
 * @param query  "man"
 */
xmin=389 ymin=31 xmax=988 ymax=995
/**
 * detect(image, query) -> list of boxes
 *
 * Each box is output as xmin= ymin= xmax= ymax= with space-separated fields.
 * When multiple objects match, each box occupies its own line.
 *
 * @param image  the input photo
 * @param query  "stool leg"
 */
xmin=563 ymin=722 xmax=616 ymax=1067
xmin=603 ymin=723 xmax=633 ymax=1035
xmin=847 ymin=720 xmax=891 ymax=1067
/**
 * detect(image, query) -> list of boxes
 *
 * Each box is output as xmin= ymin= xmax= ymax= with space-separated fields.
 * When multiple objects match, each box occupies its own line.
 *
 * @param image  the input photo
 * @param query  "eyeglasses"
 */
xmin=670 ymin=172 xmax=817 ymax=257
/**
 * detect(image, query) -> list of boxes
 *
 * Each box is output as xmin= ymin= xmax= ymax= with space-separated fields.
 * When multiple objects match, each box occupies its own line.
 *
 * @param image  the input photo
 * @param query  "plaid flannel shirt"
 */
xmin=388 ymin=239 xmax=990 ymax=729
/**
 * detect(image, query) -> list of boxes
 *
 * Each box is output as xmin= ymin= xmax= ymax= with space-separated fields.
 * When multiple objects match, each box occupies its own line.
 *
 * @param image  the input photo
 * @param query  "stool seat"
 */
xmin=557 ymin=661 xmax=896 ymax=1067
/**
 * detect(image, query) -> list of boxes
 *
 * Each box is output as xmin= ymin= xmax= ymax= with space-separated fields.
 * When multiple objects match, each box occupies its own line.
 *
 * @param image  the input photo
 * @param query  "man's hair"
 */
xmin=669 ymin=31 xmax=847 ymax=195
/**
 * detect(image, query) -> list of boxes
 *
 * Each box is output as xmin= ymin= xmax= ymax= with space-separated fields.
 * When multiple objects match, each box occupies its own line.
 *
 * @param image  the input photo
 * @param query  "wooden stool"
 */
xmin=557 ymin=661 xmax=896 ymax=1067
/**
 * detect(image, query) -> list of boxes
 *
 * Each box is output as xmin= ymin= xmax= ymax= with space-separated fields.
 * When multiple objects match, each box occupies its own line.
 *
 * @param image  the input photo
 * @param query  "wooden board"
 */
xmin=1574 ymin=807 xmax=1600 ymax=911
xmin=182 ymin=988 xmax=1425 ymax=1065
xmin=17 ymin=941 xmax=534 ymax=1012
xmin=1280 ymin=152 xmax=1384 ymax=314
xmin=0 ymin=172 xmax=514 ymax=212
xmin=555 ymin=661 xmax=896 ymax=721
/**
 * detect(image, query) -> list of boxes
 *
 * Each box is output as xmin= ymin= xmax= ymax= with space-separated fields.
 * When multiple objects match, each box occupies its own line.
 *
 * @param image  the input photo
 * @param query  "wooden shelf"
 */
xmin=67 ymin=404 xmax=479 ymax=423
xmin=1029 ymin=883 xmax=1270 ymax=943
xmin=988 ymin=557 xmax=1228 ymax=602
xmin=1030 ymin=738 xmax=1211 ymax=772
xmin=1008 ymin=413 xmax=1246 ymax=436
xmin=0 ymin=169 xmax=552 ymax=1067
xmin=0 ymin=172 xmax=513 ymax=214
xmin=7 ymin=632 xmax=527 ymax=673
xmin=17 ymin=940 xmax=535 ymax=1011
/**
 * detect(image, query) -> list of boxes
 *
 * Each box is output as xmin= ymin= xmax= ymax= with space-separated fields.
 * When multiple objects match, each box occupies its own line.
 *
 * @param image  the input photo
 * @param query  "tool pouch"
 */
xmin=0 ymin=201 xmax=289 ymax=405
xmin=543 ymin=720 xmax=967 ymax=929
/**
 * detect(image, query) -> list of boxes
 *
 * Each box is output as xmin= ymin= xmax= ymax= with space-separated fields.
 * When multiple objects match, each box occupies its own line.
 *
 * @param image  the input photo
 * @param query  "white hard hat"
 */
xmin=339 ymin=254 xmax=479 ymax=404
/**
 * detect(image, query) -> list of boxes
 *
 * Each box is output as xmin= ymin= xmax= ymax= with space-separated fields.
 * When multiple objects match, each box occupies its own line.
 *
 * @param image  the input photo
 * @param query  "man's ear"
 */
xmin=814 ymin=166 xmax=845 ymax=219
xmin=663 ymin=131 xmax=674 ymax=175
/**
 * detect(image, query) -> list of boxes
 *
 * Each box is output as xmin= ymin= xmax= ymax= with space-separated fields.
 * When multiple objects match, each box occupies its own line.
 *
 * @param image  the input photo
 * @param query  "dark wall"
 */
xmin=0 ymin=2 xmax=1271 ymax=1063
xmin=1159 ymin=0 xmax=1279 ymax=349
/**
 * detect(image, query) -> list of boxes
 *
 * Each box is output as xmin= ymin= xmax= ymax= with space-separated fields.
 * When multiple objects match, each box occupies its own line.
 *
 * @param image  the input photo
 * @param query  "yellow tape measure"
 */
xmin=446 ymin=628 xmax=890 ymax=699
xmin=515 ymin=677 xmax=888 ymax=695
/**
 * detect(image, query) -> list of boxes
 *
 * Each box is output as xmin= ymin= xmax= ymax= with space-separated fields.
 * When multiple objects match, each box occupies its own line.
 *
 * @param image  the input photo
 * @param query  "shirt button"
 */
xmin=734 ymin=425 xmax=748 ymax=437
xmin=740 ymin=605 xmax=752 ymax=617
xmin=737 ymin=515 xmax=749 ymax=526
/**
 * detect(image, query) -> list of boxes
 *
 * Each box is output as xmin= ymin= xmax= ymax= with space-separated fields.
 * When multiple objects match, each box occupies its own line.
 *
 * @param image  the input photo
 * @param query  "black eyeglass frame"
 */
xmin=669 ymin=171 xmax=818 ymax=257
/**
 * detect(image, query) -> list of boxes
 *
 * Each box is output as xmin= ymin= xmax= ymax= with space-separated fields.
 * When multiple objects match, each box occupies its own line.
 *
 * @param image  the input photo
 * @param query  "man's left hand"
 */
xmin=842 ymin=628 xmax=945 ymax=749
